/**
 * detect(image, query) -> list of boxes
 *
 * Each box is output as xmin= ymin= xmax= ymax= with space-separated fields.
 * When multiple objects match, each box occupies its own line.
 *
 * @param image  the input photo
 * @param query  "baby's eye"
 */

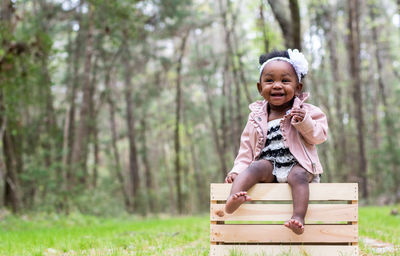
xmin=282 ymin=79 xmax=290 ymax=83
xmin=266 ymin=79 xmax=273 ymax=83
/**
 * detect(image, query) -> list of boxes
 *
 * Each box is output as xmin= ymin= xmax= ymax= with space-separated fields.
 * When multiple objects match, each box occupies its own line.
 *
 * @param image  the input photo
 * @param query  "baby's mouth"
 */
xmin=270 ymin=93 xmax=285 ymax=97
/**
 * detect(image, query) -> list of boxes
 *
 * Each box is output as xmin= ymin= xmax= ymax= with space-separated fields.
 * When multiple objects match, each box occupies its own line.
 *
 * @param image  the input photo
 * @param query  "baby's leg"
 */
xmin=285 ymin=165 xmax=313 ymax=235
xmin=225 ymin=160 xmax=274 ymax=214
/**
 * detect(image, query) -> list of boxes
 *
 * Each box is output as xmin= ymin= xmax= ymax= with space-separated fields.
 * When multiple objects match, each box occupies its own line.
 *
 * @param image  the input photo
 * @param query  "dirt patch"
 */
xmin=360 ymin=236 xmax=399 ymax=255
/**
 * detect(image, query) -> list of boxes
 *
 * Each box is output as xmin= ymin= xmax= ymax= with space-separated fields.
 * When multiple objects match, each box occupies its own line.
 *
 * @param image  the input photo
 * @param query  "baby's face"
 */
xmin=257 ymin=60 xmax=302 ymax=107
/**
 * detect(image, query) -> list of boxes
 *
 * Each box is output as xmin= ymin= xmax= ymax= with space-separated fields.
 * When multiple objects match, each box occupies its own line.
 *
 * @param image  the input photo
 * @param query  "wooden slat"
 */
xmin=210 ymin=183 xmax=358 ymax=201
xmin=210 ymin=224 xmax=358 ymax=243
xmin=210 ymin=245 xmax=358 ymax=256
xmin=210 ymin=203 xmax=358 ymax=222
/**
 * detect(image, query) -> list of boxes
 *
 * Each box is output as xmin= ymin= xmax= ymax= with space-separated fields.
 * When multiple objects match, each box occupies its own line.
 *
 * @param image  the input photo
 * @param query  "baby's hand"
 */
xmin=291 ymin=106 xmax=306 ymax=123
xmin=225 ymin=173 xmax=238 ymax=183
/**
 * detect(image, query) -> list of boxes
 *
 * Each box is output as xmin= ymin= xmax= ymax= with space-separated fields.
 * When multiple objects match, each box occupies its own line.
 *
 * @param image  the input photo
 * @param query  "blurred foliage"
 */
xmin=1 ymin=0 xmax=400 ymax=215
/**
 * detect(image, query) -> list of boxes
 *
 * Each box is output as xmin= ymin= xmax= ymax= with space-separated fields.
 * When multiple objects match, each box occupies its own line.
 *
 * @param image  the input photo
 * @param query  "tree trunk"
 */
xmin=72 ymin=3 xmax=94 ymax=185
xmin=123 ymin=45 xmax=140 ymax=212
xmin=105 ymin=64 xmax=132 ymax=212
xmin=398 ymin=0 xmax=400 ymax=36
xmin=317 ymin=2 xmax=347 ymax=181
xmin=181 ymin=112 xmax=192 ymax=213
xmin=326 ymin=14 xmax=347 ymax=181
xmin=88 ymin=57 xmax=99 ymax=189
xmin=288 ymin=0 xmax=301 ymax=50
xmin=1 ymin=0 xmax=22 ymax=213
xmin=40 ymin=55 xmax=55 ymax=171
xmin=267 ymin=0 xmax=291 ymax=48
xmin=157 ymin=65 xmax=176 ymax=214
xmin=71 ymin=4 xmax=95 ymax=186
xmin=218 ymin=0 xmax=243 ymax=142
xmin=183 ymin=114 xmax=204 ymax=212
xmin=163 ymin=143 xmax=176 ymax=214
xmin=231 ymin=35 xmax=252 ymax=105
xmin=202 ymin=73 xmax=228 ymax=180
xmin=347 ymin=0 xmax=368 ymax=199
xmin=156 ymin=101 xmax=176 ymax=213
xmin=258 ymin=2 xmax=269 ymax=53
xmin=221 ymin=60 xmax=229 ymax=166
xmin=267 ymin=0 xmax=301 ymax=49
xmin=174 ymin=31 xmax=189 ymax=214
xmin=62 ymin=20 xmax=83 ymax=209
xmin=3 ymin=129 xmax=22 ymax=213
xmin=0 ymin=92 xmax=7 ymax=207
xmin=36 ymin=0 xmax=57 ymax=179
xmin=140 ymin=113 xmax=156 ymax=213
xmin=224 ymin=54 xmax=238 ymax=157
xmin=91 ymin=116 xmax=99 ymax=189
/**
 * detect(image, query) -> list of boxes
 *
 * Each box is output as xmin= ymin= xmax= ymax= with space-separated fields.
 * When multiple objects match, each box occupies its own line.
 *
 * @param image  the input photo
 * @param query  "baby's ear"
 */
xmin=257 ymin=82 xmax=262 ymax=93
xmin=295 ymin=82 xmax=303 ymax=95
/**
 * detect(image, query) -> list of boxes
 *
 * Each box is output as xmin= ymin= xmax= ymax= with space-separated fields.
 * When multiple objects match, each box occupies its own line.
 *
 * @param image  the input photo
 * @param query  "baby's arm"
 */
xmin=291 ymin=105 xmax=328 ymax=145
xmin=225 ymin=117 xmax=254 ymax=181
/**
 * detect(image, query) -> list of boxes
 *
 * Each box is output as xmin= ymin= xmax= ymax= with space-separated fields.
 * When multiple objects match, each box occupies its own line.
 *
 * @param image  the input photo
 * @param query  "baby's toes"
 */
xmin=232 ymin=192 xmax=241 ymax=199
xmin=294 ymin=220 xmax=303 ymax=229
xmin=234 ymin=193 xmax=242 ymax=198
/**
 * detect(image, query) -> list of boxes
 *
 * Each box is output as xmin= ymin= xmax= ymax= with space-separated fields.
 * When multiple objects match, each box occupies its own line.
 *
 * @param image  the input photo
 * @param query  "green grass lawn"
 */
xmin=0 ymin=205 xmax=399 ymax=256
xmin=0 ymin=213 xmax=209 ymax=256
xmin=359 ymin=205 xmax=400 ymax=255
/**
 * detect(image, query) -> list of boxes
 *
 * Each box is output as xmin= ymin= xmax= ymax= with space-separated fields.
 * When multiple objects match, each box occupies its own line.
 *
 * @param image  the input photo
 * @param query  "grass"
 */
xmin=359 ymin=205 xmax=400 ymax=245
xmin=0 ymin=205 xmax=399 ymax=256
xmin=359 ymin=205 xmax=400 ymax=255
xmin=0 ymin=213 xmax=209 ymax=256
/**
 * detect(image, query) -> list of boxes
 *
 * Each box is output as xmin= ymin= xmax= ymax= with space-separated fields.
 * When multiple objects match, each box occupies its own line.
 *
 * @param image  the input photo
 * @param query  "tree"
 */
xmin=174 ymin=30 xmax=189 ymax=214
xmin=1 ymin=0 xmax=24 ymax=213
xmin=347 ymin=0 xmax=368 ymax=199
xmin=267 ymin=0 xmax=302 ymax=49
xmin=71 ymin=2 xmax=95 ymax=186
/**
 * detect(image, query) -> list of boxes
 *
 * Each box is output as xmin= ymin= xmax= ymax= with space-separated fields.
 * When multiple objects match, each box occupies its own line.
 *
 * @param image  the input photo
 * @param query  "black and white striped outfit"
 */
xmin=259 ymin=118 xmax=297 ymax=182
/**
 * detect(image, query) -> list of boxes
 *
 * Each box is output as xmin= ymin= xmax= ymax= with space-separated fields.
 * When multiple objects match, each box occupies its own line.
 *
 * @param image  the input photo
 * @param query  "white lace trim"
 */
xmin=267 ymin=118 xmax=281 ymax=127
xmin=273 ymin=164 xmax=296 ymax=183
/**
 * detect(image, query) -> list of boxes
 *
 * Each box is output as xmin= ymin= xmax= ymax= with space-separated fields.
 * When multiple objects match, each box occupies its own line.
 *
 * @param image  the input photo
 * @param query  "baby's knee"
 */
xmin=288 ymin=166 xmax=311 ymax=185
xmin=250 ymin=159 xmax=272 ymax=171
xmin=248 ymin=160 xmax=273 ymax=178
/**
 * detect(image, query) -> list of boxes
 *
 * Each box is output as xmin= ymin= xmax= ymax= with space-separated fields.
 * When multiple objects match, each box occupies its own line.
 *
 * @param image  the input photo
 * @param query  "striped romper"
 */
xmin=259 ymin=118 xmax=297 ymax=183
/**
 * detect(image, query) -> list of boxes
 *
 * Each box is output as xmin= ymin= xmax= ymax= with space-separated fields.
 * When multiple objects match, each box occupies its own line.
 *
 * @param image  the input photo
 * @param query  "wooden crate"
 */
xmin=210 ymin=183 xmax=358 ymax=256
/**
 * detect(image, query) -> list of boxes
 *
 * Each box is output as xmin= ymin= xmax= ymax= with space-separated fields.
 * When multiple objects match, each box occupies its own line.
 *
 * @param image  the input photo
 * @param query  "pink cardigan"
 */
xmin=229 ymin=93 xmax=328 ymax=175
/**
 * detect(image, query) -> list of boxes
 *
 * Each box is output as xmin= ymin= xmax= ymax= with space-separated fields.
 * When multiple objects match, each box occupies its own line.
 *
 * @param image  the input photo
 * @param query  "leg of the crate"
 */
xmin=210 ymin=221 xmax=224 ymax=245
xmin=350 ymin=221 xmax=358 ymax=246
xmin=211 ymin=200 xmax=224 ymax=245
xmin=348 ymin=200 xmax=358 ymax=246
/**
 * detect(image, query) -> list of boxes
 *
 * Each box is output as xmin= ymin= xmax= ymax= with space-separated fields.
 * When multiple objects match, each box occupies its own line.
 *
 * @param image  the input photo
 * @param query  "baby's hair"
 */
xmin=259 ymin=50 xmax=289 ymax=65
xmin=259 ymin=50 xmax=305 ymax=82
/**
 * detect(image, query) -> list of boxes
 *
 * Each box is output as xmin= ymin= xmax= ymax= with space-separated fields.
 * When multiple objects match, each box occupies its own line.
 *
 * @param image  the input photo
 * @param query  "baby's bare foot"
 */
xmin=225 ymin=191 xmax=251 ymax=214
xmin=284 ymin=216 xmax=304 ymax=235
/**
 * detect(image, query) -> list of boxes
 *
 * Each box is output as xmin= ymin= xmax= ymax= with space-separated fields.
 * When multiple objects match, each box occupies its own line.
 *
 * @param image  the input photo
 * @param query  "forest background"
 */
xmin=1 ymin=0 xmax=400 ymax=216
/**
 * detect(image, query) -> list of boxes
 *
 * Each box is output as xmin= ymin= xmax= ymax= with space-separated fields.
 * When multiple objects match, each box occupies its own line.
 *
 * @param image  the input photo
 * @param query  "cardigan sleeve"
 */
xmin=229 ymin=117 xmax=254 ymax=175
xmin=291 ymin=105 xmax=328 ymax=145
